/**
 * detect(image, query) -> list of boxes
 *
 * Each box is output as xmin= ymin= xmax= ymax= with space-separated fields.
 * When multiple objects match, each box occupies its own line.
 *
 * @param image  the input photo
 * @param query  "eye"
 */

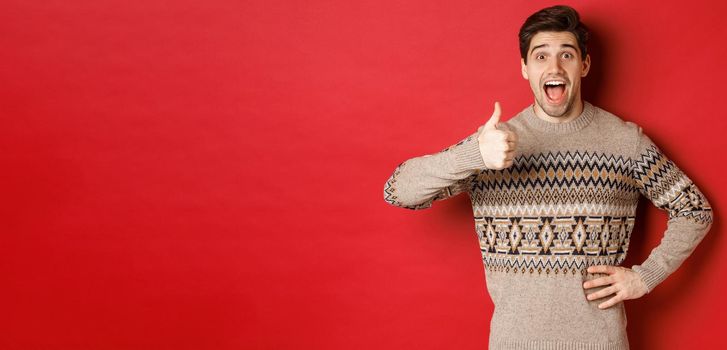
xmin=562 ymin=52 xmax=573 ymax=59
xmin=536 ymin=54 xmax=546 ymax=60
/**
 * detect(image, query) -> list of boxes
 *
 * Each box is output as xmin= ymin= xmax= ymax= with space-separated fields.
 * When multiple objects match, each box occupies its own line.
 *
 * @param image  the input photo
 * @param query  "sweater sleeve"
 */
xmin=629 ymin=126 xmax=714 ymax=294
xmin=383 ymin=131 xmax=487 ymax=210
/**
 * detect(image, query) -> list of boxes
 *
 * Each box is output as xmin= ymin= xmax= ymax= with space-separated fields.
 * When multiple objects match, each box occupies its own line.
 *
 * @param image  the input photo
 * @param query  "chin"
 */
xmin=544 ymin=106 xmax=569 ymax=118
xmin=538 ymin=97 xmax=571 ymax=118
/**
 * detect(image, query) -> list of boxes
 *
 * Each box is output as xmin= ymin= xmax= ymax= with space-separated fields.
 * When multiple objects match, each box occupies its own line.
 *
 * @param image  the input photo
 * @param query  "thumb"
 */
xmin=484 ymin=101 xmax=501 ymax=130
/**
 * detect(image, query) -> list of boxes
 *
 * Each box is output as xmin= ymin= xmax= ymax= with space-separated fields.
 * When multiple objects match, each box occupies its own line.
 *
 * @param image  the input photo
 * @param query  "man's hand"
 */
xmin=477 ymin=102 xmax=518 ymax=170
xmin=583 ymin=265 xmax=649 ymax=309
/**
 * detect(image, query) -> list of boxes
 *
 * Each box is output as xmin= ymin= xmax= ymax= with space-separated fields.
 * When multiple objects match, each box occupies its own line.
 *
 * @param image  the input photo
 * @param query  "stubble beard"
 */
xmin=536 ymin=91 xmax=574 ymax=118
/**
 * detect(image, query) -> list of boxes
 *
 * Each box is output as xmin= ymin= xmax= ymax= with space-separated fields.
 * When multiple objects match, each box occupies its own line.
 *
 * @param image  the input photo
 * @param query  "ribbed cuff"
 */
xmin=631 ymin=260 xmax=669 ymax=294
xmin=490 ymin=338 xmax=629 ymax=350
xmin=451 ymin=136 xmax=486 ymax=172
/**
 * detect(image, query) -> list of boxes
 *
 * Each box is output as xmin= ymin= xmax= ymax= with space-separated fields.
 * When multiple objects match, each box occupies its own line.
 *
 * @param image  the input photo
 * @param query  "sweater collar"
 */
xmin=523 ymin=100 xmax=596 ymax=134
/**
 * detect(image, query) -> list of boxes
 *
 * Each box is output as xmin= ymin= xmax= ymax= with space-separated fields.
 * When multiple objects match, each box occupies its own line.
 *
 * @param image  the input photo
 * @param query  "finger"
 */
xmin=495 ymin=130 xmax=511 ymax=141
xmin=598 ymin=294 xmax=623 ymax=309
xmin=506 ymin=140 xmax=517 ymax=149
xmin=587 ymin=285 xmax=618 ymax=301
xmin=583 ymin=276 xmax=615 ymax=289
xmin=499 ymin=143 xmax=516 ymax=153
xmin=484 ymin=101 xmax=502 ymax=129
xmin=587 ymin=265 xmax=615 ymax=275
xmin=505 ymin=131 xmax=518 ymax=142
xmin=496 ymin=121 xmax=510 ymax=131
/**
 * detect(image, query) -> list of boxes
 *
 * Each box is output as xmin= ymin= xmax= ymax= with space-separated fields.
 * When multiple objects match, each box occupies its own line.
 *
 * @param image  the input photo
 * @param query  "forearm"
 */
xmin=383 ymin=132 xmax=486 ymax=210
xmin=631 ymin=183 xmax=714 ymax=293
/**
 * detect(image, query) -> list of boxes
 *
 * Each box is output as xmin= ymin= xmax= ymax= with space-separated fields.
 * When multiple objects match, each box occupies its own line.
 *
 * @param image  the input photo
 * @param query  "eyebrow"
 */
xmin=530 ymin=43 xmax=579 ymax=54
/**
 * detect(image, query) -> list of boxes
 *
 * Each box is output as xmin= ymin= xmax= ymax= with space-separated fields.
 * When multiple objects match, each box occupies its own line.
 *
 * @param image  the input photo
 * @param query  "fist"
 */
xmin=476 ymin=102 xmax=518 ymax=170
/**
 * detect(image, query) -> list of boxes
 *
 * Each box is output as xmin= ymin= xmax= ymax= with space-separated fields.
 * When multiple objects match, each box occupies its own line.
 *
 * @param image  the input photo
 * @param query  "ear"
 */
xmin=521 ymin=58 xmax=529 ymax=80
xmin=581 ymin=54 xmax=591 ymax=77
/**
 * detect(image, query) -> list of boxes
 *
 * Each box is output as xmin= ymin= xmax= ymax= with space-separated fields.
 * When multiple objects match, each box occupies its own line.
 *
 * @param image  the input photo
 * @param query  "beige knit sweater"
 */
xmin=383 ymin=101 xmax=713 ymax=350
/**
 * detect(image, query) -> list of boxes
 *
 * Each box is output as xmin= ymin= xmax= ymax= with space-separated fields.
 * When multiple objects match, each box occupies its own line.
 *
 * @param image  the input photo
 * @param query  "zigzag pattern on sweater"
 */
xmin=470 ymin=188 xmax=638 ymax=215
xmin=632 ymin=144 xmax=713 ymax=224
xmin=472 ymin=150 xmax=636 ymax=192
xmin=482 ymin=252 xmax=626 ymax=276
xmin=632 ymin=144 xmax=688 ymax=206
xmin=469 ymin=150 xmax=640 ymax=218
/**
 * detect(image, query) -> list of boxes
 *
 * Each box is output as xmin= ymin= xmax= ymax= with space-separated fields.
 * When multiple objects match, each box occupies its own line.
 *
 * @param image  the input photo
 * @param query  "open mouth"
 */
xmin=543 ymin=80 xmax=567 ymax=105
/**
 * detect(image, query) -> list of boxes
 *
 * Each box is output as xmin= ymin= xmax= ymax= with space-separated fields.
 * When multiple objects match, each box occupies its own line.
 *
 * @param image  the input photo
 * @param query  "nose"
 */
xmin=546 ymin=57 xmax=564 ymax=75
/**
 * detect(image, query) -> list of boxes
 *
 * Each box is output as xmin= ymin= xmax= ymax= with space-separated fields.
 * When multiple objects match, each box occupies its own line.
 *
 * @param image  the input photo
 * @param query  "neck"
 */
xmin=523 ymin=100 xmax=595 ymax=134
xmin=533 ymin=97 xmax=584 ymax=124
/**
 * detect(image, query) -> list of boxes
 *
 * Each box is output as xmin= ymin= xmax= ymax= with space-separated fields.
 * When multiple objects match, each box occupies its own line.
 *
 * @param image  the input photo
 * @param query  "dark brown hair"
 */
xmin=519 ymin=5 xmax=589 ymax=63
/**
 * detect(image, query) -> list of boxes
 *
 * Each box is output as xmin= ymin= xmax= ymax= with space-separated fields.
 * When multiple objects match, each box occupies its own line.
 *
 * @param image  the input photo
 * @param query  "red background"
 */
xmin=2 ymin=1 xmax=726 ymax=349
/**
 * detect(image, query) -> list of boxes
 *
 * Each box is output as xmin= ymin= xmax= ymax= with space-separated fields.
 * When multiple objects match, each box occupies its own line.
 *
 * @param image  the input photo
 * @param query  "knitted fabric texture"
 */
xmin=383 ymin=101 xmax=713 ymax=350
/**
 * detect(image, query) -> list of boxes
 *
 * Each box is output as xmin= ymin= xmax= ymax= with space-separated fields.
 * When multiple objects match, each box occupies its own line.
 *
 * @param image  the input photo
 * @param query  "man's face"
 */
xmin=521 ymin=31 xmax=591 ymax=118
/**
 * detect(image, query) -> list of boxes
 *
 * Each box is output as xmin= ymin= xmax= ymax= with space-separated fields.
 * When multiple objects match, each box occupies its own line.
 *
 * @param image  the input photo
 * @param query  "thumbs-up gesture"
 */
xmin=476 ymin=102 xmax=518 ymax=170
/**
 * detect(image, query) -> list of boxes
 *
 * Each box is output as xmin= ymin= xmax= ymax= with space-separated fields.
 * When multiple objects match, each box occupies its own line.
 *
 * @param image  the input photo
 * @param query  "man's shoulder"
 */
xmin=591 ymin=103 xmax=643 ymax=135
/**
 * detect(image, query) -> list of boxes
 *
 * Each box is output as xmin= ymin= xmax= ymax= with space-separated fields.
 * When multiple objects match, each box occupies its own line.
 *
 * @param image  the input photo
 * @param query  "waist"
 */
xmin=484 ymin=269 xmax=629 ymax=347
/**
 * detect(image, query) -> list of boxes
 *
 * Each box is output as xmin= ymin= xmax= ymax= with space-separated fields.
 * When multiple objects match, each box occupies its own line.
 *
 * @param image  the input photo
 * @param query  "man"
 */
xmin=383 ymin=5 xmax=713 ymax=350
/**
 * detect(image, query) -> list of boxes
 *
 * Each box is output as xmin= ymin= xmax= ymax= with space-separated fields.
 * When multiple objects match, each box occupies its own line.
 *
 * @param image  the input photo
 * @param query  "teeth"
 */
xmin=544 ymin=81 xmax=565 ymax=86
